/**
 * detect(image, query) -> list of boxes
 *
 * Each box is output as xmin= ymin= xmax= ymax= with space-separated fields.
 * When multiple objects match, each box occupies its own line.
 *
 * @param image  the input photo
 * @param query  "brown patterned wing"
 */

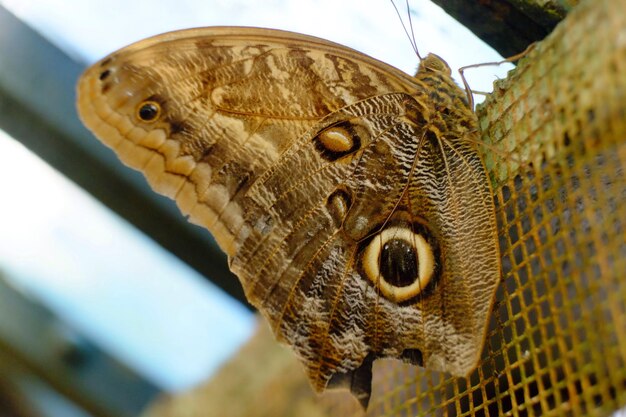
xmin=76 ymin=27 xmax=500 ymax=408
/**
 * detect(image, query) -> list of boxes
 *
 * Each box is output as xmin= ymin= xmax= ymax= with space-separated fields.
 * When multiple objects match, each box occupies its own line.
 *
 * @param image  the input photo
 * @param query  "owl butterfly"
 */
xmin=76 ymin=26 xmax=500 ymax=408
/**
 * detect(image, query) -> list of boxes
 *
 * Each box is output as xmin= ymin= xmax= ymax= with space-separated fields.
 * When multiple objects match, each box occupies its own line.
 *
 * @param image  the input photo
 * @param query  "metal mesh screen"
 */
xmin=144 ymin=0 xmax=626 ymax=415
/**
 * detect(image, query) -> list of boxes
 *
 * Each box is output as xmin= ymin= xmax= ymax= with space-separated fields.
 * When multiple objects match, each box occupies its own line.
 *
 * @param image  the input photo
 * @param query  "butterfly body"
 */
xmin=77 ymin=27 xmax=500 ymax=408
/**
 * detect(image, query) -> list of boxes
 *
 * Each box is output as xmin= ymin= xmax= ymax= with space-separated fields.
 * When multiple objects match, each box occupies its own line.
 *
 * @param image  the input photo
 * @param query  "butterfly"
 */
xmin=76 ymin=26 xmax=500 ymax=408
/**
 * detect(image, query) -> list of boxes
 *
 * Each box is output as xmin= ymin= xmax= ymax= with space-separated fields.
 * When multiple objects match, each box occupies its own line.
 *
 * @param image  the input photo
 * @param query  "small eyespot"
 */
xmin=327 ymin=188 xmax=352 ymax=227
xmin=99 ymin=69 xmax=111 ymax=81
xmin=313 ymin=121 xmax=364 ymax=161
xmin=319 ymin=126 xmax=353 ymax=153
xmin=136 ymin=101 xmax=161 ymax=123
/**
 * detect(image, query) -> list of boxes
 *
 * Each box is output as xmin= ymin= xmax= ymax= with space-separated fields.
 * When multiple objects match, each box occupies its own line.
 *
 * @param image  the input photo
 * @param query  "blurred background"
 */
xmin=0 ymin=1 xmax=512 ymax=416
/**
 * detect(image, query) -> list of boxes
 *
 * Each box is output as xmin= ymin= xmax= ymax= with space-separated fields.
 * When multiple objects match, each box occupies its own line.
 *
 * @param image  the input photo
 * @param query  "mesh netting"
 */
xmin=144 ymin=0 xmax=626 ymax=415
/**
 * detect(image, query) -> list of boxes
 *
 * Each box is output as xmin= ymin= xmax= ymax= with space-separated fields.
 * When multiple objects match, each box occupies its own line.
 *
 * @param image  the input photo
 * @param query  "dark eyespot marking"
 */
xmin=136 ymin=101 xmax=161 ymax=123
xmin=380 ymin=238 xmax=418 ymax=288
xmin=99 ymin=69 xmax=111 ymax=81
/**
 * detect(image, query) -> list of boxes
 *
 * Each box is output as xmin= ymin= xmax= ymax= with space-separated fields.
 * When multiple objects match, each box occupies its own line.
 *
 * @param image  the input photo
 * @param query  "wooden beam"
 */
xmin=430 ymin=0 xmax=576 ymax=57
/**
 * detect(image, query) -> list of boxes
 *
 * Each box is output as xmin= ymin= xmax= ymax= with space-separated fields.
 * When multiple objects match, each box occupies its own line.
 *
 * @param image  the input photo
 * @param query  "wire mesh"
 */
xmin=143 ymin=0 xmax=626 ymax=415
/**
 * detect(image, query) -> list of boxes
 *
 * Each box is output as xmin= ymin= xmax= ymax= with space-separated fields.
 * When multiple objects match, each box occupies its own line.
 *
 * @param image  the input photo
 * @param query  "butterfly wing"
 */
xmin=77 ymin=27 xmax=499 ymax=408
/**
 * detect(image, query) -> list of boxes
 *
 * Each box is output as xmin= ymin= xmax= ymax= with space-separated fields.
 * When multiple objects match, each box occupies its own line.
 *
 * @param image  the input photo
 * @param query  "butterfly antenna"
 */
xmin=405 ymin=0 xmax=422 ymax=60
xmin=390 ymin=0 xmax=422 ymax=60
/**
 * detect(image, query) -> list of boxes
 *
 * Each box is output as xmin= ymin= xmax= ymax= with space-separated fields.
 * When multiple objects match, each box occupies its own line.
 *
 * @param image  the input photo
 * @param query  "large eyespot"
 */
xmin=136 ymin=101 xmax=161 ymax=123
xmin=362 ymin=226 xmax=437 ymax=303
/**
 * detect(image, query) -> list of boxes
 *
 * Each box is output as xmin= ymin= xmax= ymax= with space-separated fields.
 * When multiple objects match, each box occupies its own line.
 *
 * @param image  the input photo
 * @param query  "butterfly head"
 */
xmin=418 ymin=53 xmax=452 ymax=75
xmin=414 ymin=53 xmax=473 ymax=111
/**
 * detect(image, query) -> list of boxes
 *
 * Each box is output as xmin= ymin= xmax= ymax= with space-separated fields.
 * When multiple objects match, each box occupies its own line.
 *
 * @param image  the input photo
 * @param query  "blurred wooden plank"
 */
xmin=430 ymin=0 xmax=578 ymax=57
xmin=142 ymin=320 xmax=353 ymax=417
xmin=0 ymin=276 xmax=159 ymax=417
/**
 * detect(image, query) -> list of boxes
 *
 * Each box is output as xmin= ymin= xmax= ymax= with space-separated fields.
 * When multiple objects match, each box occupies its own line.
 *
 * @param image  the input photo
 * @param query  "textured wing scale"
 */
xmin=76 ymin=27 xmax=500 ymax=409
